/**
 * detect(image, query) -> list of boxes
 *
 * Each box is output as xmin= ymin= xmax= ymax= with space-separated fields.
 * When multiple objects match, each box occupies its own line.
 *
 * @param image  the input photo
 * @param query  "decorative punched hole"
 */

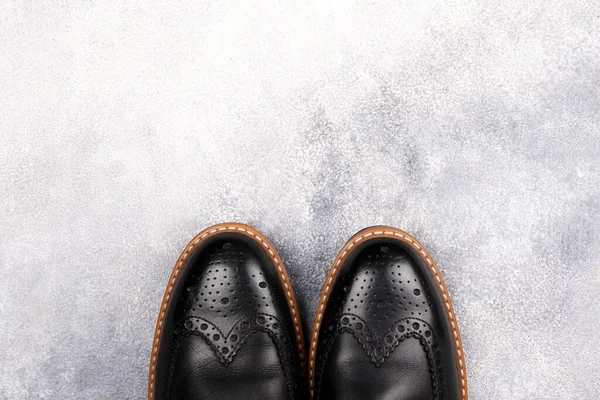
xmin=398 ymin=325 xmax=405 ymax=333
xmin=222 ymin=347 xmax=229 ymax=354
xmin=413 ymin=289 xmax=421 ymax=296
xmin=257 ymin=316 xmax=266 ymax=324
xmin=230 ymin=334 xmax=238 ymax=342
xmin=259 ymin=282 xmax=267 ymax=289
xmin=272 ymin=323 xmax=280 ymax=330
xmin=213 ymin=334 xmax=220 ymax=341
xmin=412 ymin=322 xmax=420 ymax=330
xmin=380 ymin=246 xmax=389 ymax=253
xmin=425 ymin=330 xmax=432 ymax=338
xmin=185 ymin=320 xmax=193 ymax=329
xmin=341 ymin=317 xmax=349 ymax=325
xmin=355 ymin=322 xmax=363 ymax=330
xmin=200 ymin=323 xmax=208 ymax=330
xmin=241 ymin=322 xmax=250 ymax=330
xmin=221 ymin=297 xmax=230 ymax=305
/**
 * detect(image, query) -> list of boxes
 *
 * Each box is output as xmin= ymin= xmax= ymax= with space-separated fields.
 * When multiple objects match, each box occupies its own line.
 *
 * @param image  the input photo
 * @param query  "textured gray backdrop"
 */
xmin=1 ymin=1 xmax=599 ymax=399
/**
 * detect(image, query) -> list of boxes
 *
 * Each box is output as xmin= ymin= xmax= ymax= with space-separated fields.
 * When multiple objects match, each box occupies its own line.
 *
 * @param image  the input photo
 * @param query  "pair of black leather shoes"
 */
xmin=149 ymin=223 xmax=467 ymax=400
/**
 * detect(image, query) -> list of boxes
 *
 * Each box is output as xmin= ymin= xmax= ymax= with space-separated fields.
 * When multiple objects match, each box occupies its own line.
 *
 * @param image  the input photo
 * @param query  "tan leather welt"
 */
xmin=148 ymin=223 xmax=306 ymax=400
xmin=307 ymin=227 xmax=468 ymax=400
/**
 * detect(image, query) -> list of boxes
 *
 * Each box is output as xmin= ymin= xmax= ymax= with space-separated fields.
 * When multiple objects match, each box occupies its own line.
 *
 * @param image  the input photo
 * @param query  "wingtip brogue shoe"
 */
xmin=149 ymin=223 xmax=306 ymax=400
xmin=309 ymin=226 xmax=467 ymax=400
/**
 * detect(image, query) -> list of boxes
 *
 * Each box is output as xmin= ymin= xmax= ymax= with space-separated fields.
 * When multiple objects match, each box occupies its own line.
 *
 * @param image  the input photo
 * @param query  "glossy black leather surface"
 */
xmin=315 ymin=238 xmax=460 ymax=400
xmin=153 ymin=234 xmax=304 ymax=399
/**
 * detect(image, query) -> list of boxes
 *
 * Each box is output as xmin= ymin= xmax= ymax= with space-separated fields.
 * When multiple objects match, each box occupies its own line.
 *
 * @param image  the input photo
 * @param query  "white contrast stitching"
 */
xmin=308 ymin=228 xmax=467 ymax=400
xmin=149 ymin=225 xmax=304 ymax=400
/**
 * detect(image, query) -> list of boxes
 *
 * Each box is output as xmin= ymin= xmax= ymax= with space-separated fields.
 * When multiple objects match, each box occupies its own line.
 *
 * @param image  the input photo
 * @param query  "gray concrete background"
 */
xmin=1 ymin=1 xmax=599 ymax=399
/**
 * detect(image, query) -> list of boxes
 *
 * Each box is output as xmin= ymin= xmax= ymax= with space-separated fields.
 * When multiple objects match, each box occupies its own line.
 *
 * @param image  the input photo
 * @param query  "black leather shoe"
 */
xmin=309 ymin=227 xmax=467 ymax=400
xmin=149 ymin=223 xmax=306 ymax=400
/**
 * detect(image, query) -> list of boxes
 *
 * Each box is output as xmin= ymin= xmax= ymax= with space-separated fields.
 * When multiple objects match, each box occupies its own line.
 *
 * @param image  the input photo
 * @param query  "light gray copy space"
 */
xmin=1 ymin=1 xmax=599 ymax=399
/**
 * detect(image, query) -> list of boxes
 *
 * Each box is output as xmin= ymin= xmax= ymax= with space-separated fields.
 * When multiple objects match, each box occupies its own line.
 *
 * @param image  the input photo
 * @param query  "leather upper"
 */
xmin=314 ymin=237 xmax=461 ymax=400
xmin=153 ymin=233 xmax=304 ymax=400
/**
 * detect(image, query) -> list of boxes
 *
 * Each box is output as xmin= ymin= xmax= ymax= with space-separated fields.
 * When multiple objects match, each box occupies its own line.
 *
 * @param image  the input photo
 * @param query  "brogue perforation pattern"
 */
xmin=317 ymin=314 xmax=440 ymax=398
xmin=165 ymin=313 xmax=299 ymax=398
xmin=175 ymin=242 xmax=277 ymax=330
xmin=173 ymin=313 xmax=293 ymax=365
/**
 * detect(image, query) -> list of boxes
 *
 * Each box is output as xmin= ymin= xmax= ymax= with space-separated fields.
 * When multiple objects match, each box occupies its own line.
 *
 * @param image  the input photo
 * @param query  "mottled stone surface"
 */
xmin=1 ymin=1 xmax=599 ymax=399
